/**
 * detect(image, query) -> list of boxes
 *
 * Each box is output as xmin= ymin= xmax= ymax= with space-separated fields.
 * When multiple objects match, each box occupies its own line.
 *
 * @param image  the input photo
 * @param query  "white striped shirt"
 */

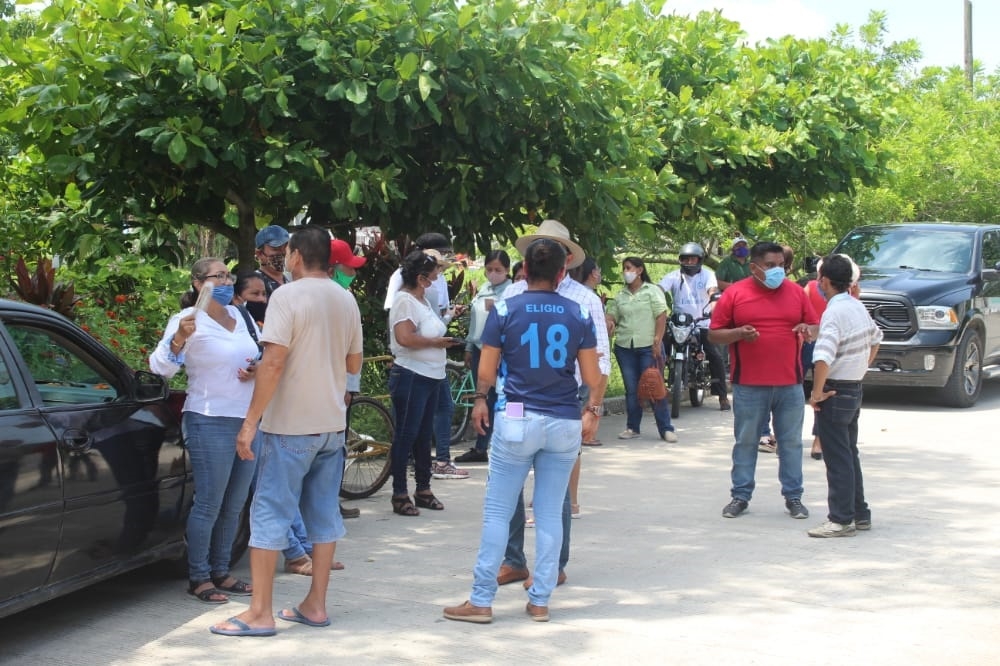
xmin=504 ymin=275 xmax=612 ymax=377
xmin=812 ymin=292 xmax=883 ymax=381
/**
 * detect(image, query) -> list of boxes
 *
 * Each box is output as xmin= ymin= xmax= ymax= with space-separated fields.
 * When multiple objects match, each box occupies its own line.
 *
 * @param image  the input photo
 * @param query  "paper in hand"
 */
xmin=193 ymin=281 xmax=215 ymax=312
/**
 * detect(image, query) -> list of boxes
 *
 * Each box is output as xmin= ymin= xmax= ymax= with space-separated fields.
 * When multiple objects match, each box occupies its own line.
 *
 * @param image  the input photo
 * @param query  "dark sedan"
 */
xmin=0 ymin=299 xmax=194 ymax=619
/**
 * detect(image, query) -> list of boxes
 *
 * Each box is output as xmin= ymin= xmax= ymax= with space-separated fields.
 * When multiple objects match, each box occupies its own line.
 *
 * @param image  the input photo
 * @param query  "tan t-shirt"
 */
xmin=259 ymin=277 xmax=363 ymax=435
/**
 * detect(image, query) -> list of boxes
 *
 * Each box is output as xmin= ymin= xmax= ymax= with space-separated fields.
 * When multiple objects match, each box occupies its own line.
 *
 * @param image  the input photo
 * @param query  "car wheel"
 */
xmin=939 ymin=328 xmax=983 ymax=408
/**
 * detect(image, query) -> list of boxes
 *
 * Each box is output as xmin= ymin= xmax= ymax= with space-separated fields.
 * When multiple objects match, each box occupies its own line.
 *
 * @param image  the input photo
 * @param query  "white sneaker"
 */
xmin=432 ymin=461 xmax=469 ymax=480
xmin=662 ymin=431 xmax=678 ymax=443
xmin=808 ymin=520 xmax=856 ymax=538
xmin=618 ymin=429 xmax=640 ymax=440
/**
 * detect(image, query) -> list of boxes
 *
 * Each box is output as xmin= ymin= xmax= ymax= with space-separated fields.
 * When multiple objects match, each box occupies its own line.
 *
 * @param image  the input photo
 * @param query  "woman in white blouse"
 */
xmin=387 ymin=250 xmax=464 ymax=516
xmin=150 ymin=258 xmax=260 ymax=604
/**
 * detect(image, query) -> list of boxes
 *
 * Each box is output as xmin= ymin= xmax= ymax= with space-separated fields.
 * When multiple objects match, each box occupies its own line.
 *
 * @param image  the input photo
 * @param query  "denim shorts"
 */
xmin=249 ymin=430 xmax=346 ymax=550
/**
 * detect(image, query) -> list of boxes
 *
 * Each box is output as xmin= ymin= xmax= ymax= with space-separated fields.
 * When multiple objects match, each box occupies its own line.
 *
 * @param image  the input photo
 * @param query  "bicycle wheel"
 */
xmin=447 ymin=363 xmax=472 ymax=444
xmin=340 ymin=396 xmax=393 ymax=500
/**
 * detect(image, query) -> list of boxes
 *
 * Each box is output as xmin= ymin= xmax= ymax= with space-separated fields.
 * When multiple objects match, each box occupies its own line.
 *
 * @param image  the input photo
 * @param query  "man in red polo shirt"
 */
xmin=708 ymin=242 xmax=819 ymax=520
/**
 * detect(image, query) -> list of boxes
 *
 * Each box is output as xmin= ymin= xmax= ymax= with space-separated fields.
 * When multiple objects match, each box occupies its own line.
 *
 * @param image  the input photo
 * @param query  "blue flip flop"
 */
xmin=209 ymin=617 xmax=276 ymax=637
xmin=277 ymin=607 xmax=331 ymax=627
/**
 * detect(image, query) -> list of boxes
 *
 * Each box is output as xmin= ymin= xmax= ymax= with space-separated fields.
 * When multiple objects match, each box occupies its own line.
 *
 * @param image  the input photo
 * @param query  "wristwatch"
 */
xmin=585 ymin=404 xmax=602 ymax=416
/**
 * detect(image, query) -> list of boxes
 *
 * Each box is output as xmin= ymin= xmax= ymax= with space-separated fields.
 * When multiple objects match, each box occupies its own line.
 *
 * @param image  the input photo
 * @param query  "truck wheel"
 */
xmin=940 ymin=328 xmax=983 ymax=408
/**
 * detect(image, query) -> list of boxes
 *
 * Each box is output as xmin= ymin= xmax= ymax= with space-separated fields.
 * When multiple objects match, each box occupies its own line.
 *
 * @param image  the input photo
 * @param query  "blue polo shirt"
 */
xmin=481 ymin=290 xmax=597 ymax=419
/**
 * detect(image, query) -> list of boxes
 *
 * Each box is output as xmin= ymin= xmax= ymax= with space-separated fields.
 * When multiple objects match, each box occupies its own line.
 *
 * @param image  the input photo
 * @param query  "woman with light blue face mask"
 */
xmin=150 ymin=257 xmax=262 ymax=605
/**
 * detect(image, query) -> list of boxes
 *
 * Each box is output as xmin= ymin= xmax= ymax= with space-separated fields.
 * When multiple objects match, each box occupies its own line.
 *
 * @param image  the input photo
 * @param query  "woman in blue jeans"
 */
xmin=387 ymin=250 xmax=464 ymax=516
xmin=443 ymin=237 xmax=602 ymax=624
xmin=150 ymin=258 xmax=260 ymax=604
xmin=605 ymin=257 xmax=676 ymax=442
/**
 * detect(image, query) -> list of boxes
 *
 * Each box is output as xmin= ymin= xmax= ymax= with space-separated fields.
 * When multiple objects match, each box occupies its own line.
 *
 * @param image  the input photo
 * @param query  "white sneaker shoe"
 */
xmin=432 ymin=461 xmax=469 ymax=479
xmin=662 ymin=431 xmax=678 ymax=443
xmin=618 ymin=429 xmax=640 ymax=440
xmin=808 ymin=520 xmax=856 ymax=538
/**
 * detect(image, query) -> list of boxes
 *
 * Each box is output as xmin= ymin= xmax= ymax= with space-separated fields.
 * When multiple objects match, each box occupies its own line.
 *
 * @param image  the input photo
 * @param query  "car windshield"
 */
xmin=835 ymin=228 xmax=973 ymax=273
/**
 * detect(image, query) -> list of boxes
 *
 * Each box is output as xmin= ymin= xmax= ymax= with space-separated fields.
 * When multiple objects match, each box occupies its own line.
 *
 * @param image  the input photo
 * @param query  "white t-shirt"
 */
xmin=150 ymin=306 xmax=261 ymax=418
xmin=659 ymin=268 xmax=717 ymax=328
xmin=389 ymin=291 xmax=448 ymax=379
xmin=259 ymin=277 xmax=363 ymax=435
xmin=384 ymin=268 xmax=449 ymax=314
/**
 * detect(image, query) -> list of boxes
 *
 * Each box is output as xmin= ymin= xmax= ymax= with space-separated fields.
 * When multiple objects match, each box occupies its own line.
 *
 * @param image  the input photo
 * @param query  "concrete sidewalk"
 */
xmin=2 ymin=385 xmax=1000 ymax=664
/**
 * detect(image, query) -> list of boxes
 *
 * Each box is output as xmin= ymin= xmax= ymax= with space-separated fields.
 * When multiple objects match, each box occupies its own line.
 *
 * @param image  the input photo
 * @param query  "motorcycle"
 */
xmin=666 ymin=298 xmax=717 ymax=418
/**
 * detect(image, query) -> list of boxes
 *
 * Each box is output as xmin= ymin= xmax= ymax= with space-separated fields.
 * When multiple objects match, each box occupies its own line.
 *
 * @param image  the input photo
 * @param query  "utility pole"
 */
xmin=964 ymin=0 xmax=973 ymax=88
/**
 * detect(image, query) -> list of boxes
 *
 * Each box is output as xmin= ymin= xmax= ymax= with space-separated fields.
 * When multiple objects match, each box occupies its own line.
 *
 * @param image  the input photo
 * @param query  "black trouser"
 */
xmin=814 ymin=379 xmax=870 ymax=525
xmin=695 ymin=328 xmax=728 ymax=397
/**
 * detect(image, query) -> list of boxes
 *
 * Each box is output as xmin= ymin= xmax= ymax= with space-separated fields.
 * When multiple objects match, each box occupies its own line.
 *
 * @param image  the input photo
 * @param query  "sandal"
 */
xmin=414 ymin=491 xmax=444 ymax=510
xmin=188 ymin=580 xmax=228 ymax=604
xmin=391 ymin=495 xmax=420 ymax=516
xmin=285 ymin=555 xmax=313 ymax=575
xmin=211 ymin=575 xmax=252 ymax=595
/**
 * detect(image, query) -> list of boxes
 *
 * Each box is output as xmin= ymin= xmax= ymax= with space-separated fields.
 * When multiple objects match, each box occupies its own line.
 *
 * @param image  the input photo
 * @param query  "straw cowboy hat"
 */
xmin=514 ymin=219 xmax=586 ymax=269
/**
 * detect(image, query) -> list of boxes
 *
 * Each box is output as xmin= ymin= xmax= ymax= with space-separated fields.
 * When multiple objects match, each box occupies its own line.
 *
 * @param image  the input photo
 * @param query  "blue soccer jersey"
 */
xmin=480 ymin=290 xmax=597 ymax=419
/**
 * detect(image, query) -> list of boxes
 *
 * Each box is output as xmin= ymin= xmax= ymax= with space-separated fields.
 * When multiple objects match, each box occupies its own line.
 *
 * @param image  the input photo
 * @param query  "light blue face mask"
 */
xmin=211 ymin=284 xmax=235 ymax=306
xmin=761 ymin=266 xmax=785 ymax=289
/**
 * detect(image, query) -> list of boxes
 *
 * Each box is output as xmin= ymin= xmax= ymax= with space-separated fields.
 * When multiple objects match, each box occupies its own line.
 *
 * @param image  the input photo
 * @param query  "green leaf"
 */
xmin=168 ymin=134 xmax=188 ymax=164
xmin=347 ymin=180 xmax=363 ymax=203
xmin=376 ymin=79 xmax=399 ymax=102
xmin=356 ymin=39 xmax=373 ymax=58
xmin=398 ymin=52 xmax=419 ymax=80
xmin=418 ymin=73 xmax=432 ymax=101
xmin=177 ymin=54 xmax=195 ymax=77
xmin=47 ymin=155 xmax=78 ymax=177
xmin=201 ymin=74 xmax=220 ymax=92
xmin=346 ymin=80 xmax=368 ymax=105
xmin=412 ymin=0 xmax=432 ymax=18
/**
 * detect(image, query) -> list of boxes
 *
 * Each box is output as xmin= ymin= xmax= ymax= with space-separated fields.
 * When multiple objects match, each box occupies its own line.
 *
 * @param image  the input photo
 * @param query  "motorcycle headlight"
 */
xmin=670 ymin=323 xmax=695 ymax=341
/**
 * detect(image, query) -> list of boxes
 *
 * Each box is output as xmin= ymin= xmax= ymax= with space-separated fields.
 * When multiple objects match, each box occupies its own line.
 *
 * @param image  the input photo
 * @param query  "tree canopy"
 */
xmin=0 ymin=0 xmax=908 ymax=272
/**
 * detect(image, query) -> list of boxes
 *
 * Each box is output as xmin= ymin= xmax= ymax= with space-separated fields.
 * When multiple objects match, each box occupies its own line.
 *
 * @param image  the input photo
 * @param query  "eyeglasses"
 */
xmin=199 ymin=272 xmax=234 ymax=283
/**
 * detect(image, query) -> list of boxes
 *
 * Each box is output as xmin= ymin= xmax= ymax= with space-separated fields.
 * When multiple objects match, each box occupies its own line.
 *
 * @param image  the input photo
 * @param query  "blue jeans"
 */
xmin=470 ymin=411 xmax=580 ymax=608
xmin=470 ymin=348 xmax=497 ymax=452
xmin=433 ymin=374 xmax=455 ymax=461
xmin=730 ymin=384 xmax=804 ymax=502
xmin=282 ymin=512 xmax=309 ymax=561
xmin=504 ymin=488 xmax=571 ymax=573
xmin=389 ymin=365 xmax=439 ymax=495
xmin=249 ymin=431 xmax=347 ymax=550
xmin=182 ymin=412 xmax=258 ymax=582
xmin=814 ymin=380 xmax=870 ymax=525
xmin=614 ymin=344 xmax=673 ymax=435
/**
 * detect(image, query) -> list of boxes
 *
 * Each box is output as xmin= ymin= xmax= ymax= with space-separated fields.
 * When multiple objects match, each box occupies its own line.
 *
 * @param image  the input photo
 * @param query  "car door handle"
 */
xmin=61 ymin=428 xmax=93 ymax=452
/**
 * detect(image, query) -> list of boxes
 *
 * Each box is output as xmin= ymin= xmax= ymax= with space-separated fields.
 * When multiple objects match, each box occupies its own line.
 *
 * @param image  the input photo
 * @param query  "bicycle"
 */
xmin=340 ymin=355 xmax=395 ymax=499
xmin=447 ymin=359 xmax=475 ymax=444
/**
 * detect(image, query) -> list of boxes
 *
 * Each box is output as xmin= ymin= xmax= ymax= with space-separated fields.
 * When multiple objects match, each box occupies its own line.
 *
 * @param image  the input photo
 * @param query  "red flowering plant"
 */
xmin=60 ymin=255 xmax=190 ymax=374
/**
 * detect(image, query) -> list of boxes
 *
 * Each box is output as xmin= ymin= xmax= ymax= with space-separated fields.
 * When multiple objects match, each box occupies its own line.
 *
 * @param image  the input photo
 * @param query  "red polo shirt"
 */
xmin=710 ymin=277 xmax=819 ymax=386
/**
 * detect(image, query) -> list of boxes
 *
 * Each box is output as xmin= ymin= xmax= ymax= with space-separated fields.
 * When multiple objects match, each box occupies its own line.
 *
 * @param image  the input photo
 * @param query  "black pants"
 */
xmin=696 ymin=329 xmax=728 ymax=397
xmin=814 ymin=380 xmax=870 ymax=525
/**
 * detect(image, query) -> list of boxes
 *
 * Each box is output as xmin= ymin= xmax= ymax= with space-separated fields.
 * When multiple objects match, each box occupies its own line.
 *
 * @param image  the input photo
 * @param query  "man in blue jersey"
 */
xmin=443 ymin=238 xmax=602 ymax=624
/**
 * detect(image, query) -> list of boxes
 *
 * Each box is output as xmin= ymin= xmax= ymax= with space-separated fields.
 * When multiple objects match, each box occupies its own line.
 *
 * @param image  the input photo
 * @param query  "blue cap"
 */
xmin=255 ymin=225 xmax=289 ymax=248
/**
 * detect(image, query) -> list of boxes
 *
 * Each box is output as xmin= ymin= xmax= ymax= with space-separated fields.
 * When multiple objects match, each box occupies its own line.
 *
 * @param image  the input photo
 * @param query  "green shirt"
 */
xmin=606 ymin=282 xmax=667 ymax=349
xmin=716 ymin=255 xmax=752 ymax=285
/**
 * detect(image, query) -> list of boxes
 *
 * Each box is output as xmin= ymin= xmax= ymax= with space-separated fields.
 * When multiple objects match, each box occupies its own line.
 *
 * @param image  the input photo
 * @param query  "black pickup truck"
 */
xmin=831 ymin=222 xmax=1000 ymax=407
xmin=0 ymin=299 xmax=194 ymax=619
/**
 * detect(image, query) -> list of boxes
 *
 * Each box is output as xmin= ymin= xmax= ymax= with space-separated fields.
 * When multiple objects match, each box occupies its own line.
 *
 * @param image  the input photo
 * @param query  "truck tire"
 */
xmin=939 ymin=328 xmax=983 ymax=408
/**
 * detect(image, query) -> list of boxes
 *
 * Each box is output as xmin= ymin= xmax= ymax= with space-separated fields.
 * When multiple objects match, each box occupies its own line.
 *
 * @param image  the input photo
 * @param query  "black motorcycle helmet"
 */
xmin=678 ymin=242 xmax=705 ymax=276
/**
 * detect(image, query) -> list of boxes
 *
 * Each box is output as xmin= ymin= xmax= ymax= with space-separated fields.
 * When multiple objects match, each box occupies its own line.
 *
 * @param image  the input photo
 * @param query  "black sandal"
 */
xmin=212 ymin=575 xmax=252 ymax=596
xmin=414 ymin=492 xmax=444 ymax=510
xmin=188 ymin=580 xmax=228 ymax=604
xmin=391 ymin=495 xmax=420 ymax=516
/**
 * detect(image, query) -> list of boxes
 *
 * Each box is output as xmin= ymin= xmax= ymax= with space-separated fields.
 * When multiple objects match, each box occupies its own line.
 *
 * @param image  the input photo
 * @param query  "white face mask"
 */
xmin=623 ymin=271 xmax=638 ymax=285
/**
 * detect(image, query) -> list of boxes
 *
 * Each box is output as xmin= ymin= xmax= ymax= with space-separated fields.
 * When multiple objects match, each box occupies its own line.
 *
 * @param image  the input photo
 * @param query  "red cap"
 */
xmin=329 ymin=239 xmax=367 ymax=268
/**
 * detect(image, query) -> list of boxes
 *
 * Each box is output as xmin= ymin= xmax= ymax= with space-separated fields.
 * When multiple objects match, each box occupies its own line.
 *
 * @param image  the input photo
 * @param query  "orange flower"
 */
xmin=80 ymin=324 xmax=90 ymax=332
xmin=106 ymin=311 xmax=116 ymax=319
xmin=118 ymin=328 xmax=128 ymax=335
xmin=115 ymin=294 xmax=128 ymax=304
xmin=110 ymin=339 xmax=121 ymax=348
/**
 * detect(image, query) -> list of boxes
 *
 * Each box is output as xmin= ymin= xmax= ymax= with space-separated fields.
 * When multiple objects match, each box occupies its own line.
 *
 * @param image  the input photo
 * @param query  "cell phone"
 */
xmin=449 ymin=337 xmax=466 ymax=346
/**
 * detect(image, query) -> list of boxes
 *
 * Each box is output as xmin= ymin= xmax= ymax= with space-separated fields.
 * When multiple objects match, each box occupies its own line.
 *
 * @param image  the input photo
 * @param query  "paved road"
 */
xmin=2 ymin=384 xmax=999 ymax=665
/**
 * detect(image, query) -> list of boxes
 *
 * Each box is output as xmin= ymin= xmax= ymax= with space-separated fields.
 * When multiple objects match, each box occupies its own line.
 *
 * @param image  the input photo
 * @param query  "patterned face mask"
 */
xmin=261 ymin=254 xmax=285 ymax=272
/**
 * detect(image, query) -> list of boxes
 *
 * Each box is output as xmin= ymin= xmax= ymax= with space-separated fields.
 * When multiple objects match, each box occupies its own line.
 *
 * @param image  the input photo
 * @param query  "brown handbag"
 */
xmin=637 ymin=364 xmax=667 ymax=401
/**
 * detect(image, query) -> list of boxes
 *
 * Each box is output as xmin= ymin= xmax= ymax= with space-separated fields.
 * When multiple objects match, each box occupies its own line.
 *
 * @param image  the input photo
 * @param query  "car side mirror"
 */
xmin=134 ymin=370 xmax=169 ymax=402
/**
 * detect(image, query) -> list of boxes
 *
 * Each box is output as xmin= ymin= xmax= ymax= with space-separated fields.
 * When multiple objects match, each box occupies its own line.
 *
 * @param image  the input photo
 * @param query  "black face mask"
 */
xmin=244 ymin=301 xmax=268 ymax=323
xmin=681 ymin=264 xmax=702 ymax=276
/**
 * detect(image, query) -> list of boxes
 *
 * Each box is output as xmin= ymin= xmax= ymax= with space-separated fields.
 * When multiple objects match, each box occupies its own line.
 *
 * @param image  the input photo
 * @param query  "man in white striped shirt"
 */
xmin=807 ymin=254 xmax=883 ymax=538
